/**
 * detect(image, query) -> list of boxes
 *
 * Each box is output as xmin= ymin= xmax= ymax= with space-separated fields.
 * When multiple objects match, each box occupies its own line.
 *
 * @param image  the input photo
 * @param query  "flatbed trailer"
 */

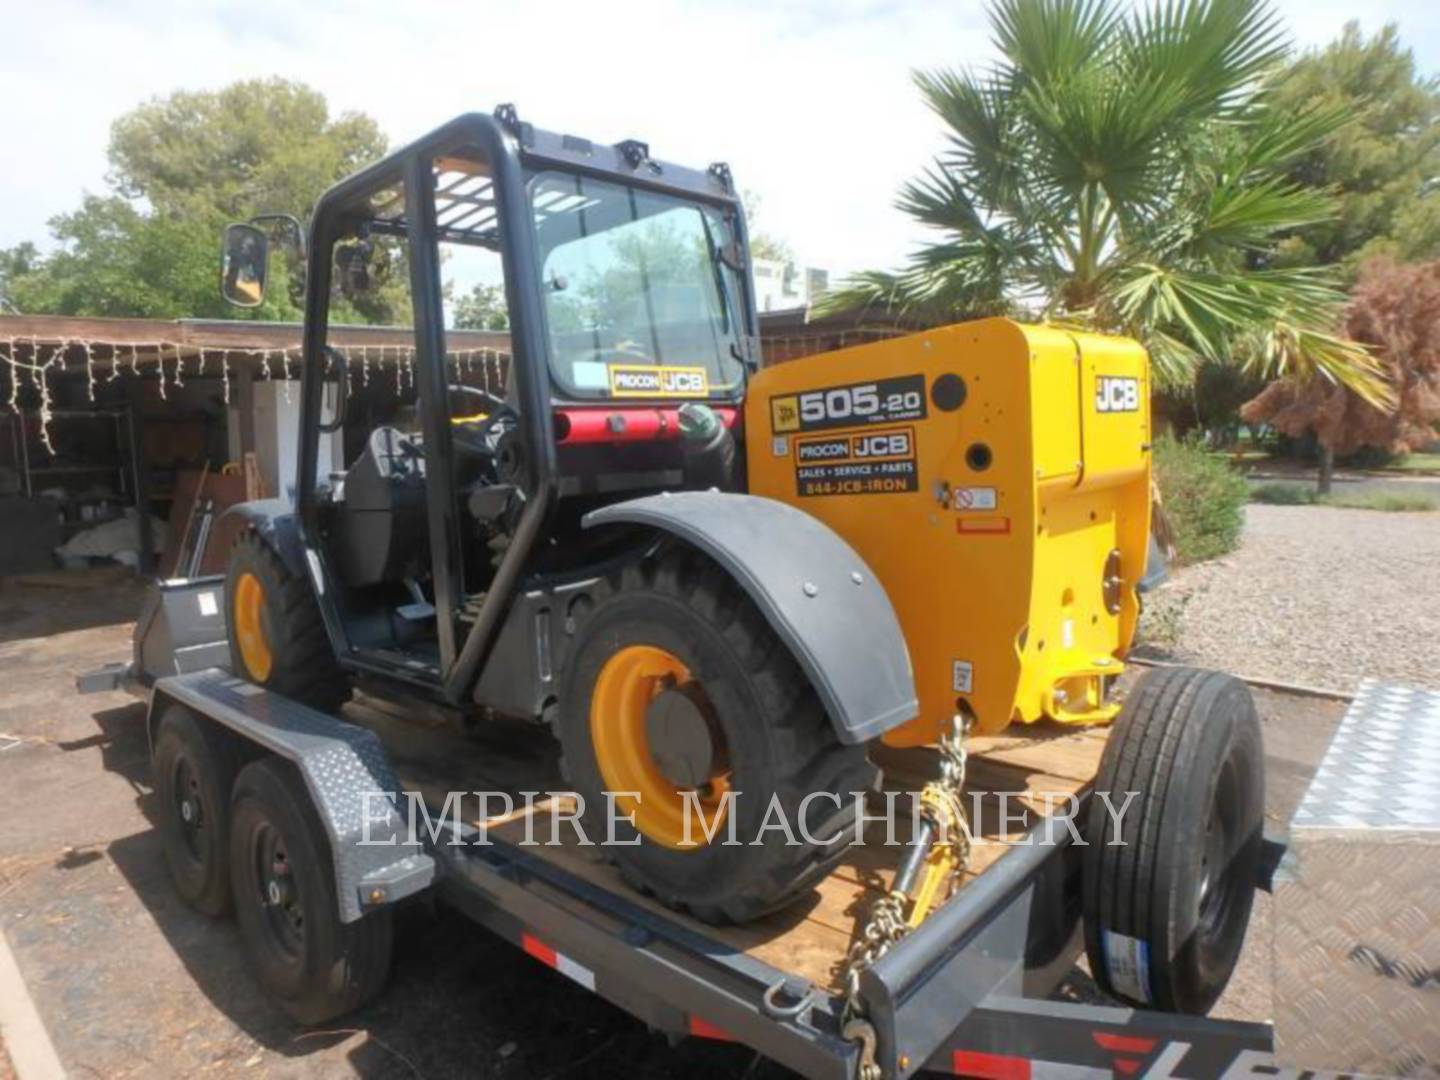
xmin=84 ymin=574 xmax=1439 ymax=1077
xmin=129 ymin=664 xmax=1289 ymax=1080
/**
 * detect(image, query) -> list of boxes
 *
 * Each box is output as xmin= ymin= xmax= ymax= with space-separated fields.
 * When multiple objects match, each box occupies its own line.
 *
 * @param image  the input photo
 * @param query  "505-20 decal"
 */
xmin=771 ymin=374 xmax=927 ymax=434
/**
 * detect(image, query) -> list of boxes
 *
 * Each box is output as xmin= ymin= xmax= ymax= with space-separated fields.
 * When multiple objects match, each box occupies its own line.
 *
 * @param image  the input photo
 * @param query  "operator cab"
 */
xmin=223 ymin=108 xmax=757 ymax=700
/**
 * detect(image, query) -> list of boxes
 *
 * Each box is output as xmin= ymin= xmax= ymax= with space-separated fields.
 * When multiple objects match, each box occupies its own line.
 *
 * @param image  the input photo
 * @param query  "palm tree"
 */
xmin=818 ymin=0 xmax=1391 ymax=404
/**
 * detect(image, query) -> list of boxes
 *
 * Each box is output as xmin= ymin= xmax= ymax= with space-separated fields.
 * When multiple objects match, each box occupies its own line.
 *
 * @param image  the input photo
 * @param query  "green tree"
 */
xmin=452 ymin=283 xmax=510 ymax=330
xmin=0 ymin=79 xmax=391 ymax=321
xmin=818 ymin=0 xmax=1388 ymax=404
xmin=1268 ymin=24 xmax=1440 ymax=274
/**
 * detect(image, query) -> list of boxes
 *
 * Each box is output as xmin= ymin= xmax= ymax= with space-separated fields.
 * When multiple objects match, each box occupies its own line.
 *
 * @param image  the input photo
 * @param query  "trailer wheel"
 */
xmin=229 ymin=757 xmax=393 ymax=1024
xmin=153 ymin=706 xmax=241 ymax=916
xmin=557 ymin=545 xmax=875 ymax=924
xmin=225 ymin=530 xmax=350 ymax=710
xmin=1082 ymin=666 xmax=1264 ymax=1014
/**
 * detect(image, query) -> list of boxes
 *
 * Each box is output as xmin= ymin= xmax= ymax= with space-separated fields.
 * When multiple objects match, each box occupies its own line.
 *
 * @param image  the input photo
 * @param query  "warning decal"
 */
xmin=794 ymin=426 xmax=918 ymax=497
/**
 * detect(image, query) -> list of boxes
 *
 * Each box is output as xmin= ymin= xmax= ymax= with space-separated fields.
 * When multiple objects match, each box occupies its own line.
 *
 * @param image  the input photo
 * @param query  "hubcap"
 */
xmin=233 ymin=572 xmax=273 ymax=681
xmin=172 ymin=756 xmax=206 ymax=860
xmin=254 ymin=825 xmax=304 ymax=955
xmin=590 ymin=645 xmax=731 ymax=849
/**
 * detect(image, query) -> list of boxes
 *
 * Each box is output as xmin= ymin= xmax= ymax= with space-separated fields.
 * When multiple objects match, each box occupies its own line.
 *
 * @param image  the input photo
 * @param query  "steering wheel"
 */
xmin=449 ymin=387 xmax=517 ymax=457
xmin=448 ymin=384 xmax=507 ymax=415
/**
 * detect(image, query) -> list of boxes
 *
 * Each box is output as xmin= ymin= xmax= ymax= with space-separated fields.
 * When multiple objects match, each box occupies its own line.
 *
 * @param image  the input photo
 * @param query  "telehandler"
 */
xmin=87 ymin=107 xmax=1278 ymax=1057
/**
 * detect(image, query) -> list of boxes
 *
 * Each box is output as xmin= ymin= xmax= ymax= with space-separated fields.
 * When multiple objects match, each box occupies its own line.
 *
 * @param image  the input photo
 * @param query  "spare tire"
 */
xmin=1082 ymin=666 xmax=1264 ymax=1014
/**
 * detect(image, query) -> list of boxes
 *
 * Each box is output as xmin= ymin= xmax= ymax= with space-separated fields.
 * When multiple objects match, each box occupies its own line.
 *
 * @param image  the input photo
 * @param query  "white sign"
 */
xmin=954 ymin=487 xmax=997 ymax=511
xmin=952 ymin=659 xmax=974 ymax=694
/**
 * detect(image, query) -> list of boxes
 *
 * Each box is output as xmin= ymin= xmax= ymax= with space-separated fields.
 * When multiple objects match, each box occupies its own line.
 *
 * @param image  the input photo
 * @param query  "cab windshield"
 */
xmin=527 ymin=170 xmax=747 ymax=400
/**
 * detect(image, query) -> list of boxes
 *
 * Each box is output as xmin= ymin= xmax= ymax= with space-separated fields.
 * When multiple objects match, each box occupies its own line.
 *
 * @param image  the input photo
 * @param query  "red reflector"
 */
xmin=956 ymin=516 xmax=1011 ymax=535
xmin=520 ymin=933 xmax=557 ymax=968
xmin=1091 ymin=1032 xmax=1157 ymax=1054
xmin=952 ymin=1050 xmax=1031 ymax=1079
xmin=688 ymin=1015 xmax=734 ymax=1041
xmin=1114 ymin=1058 xmax=1143 ymax=1075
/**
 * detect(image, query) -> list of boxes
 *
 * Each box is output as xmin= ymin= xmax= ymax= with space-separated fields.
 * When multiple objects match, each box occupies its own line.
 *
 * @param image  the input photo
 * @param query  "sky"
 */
xmin=3 ymin=0 xmax=1439 ymax=281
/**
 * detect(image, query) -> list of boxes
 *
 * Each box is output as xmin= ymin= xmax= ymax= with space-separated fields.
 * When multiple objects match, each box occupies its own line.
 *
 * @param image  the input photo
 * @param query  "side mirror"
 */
xmin=221 ymin=223 xmax=269 ymax=308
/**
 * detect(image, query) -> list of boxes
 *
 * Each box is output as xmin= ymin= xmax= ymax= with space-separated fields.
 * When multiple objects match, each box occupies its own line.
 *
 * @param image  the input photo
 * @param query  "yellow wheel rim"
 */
xmin=590 ymin=645 xmax=730 ymax=850
xmin=233 ymin=572 xmax=273 ymax=682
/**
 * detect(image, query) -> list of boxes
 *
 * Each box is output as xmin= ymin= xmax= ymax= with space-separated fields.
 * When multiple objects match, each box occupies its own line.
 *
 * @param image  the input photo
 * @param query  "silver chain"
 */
xmin=841 ymin=714 xmax=971 ymax=1080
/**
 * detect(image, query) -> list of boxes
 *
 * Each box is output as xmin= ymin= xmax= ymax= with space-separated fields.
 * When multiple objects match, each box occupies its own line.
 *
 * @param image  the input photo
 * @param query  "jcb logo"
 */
xmin=609 ymin=365 xmax=709 ymax=398
xmin=1095 ymin=376 xmax=1140 ymax=413
xmin=854 ymin=432 xmax=910 ymax=458
xmin=661 ymin=369 xmax=707 ymax=394
xmin=772 ymin=396 xmax=800 ymax=433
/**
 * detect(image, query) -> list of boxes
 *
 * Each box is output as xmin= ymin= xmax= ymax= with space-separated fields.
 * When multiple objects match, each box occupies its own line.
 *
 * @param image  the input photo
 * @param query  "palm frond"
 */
xmin=1238 ymin=324 xmax=1393 ymax=407
xmin=913 ymin=69 xmax=1026 ymax=213
xmin=896 ymin=163 xmax=988 ymax=234
xmin=1021 ymin=68 xmax=1190 ymax=211
xmin=1225 ymin=97 xmax=1350 ymax=174
xmin=815 ymin=253 xmax=1014 ymax=325
xmin=1165 ymin=175 xmax=1334 ymax=258
xmin=1121 ymin=0 xmax=1289 ymax=118
xmin=990 ymin=0 xmax=1121 ymax=87
xmin=1106 ymin=263 xmax=1393 ymax=402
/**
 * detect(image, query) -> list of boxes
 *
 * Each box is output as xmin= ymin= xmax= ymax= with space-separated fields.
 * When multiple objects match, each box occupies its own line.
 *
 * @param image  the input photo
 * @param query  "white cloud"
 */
xmin=3 ymin=0 xmax=1437 ymax=279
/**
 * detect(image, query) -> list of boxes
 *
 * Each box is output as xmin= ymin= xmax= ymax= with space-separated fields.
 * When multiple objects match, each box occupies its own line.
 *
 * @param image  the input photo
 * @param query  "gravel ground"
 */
xmin=1139 ymin=503 xmax=1440 ymax=693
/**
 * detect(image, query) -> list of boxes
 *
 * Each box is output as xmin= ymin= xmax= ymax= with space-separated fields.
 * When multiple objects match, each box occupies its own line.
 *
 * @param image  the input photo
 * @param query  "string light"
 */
xmin=0 ymin=329 xmax=517 ymax=449
xmin=81 ymin=340 xmax=97 ymax=401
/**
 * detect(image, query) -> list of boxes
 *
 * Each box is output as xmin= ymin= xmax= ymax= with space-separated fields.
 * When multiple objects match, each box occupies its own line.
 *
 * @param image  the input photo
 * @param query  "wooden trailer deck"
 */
xmin=346 ymin=694 xmax=1110 ymax=996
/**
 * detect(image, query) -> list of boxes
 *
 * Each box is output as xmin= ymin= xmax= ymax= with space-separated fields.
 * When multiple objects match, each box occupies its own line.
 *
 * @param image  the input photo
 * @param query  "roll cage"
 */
xmin=291 ymin=107 xmax=759 ymax=704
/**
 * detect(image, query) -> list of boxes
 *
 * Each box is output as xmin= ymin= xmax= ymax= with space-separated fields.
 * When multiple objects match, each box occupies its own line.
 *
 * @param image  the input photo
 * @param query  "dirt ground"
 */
xmin=0 ymin=569 xmax=1347 ymax=1079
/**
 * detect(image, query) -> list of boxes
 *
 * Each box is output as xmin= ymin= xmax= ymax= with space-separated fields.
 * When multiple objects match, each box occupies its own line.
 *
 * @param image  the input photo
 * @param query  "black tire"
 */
xmin=556 ymin=545 xmax=877 ymax=925
xmin=225 ymin=530 xmax=350 ymax=710
xmin=153 ymin=705 xmax=242 ymax=916
xmin=229 ymin=757 xmax=393 ymax=1024
xmin=1082 ymin=666 xmax=1264 ymax=1014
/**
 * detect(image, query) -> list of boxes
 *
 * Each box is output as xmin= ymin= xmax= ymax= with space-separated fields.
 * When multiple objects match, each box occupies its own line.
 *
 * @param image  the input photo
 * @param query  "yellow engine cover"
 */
xmin=745 ymin=318 xmax=1151 ymax=746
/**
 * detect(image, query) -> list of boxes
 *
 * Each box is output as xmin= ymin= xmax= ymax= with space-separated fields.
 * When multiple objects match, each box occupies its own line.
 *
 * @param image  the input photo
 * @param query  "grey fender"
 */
xmin=216 ymin=498 xmax=307 ymax=577
xmin=148 ymin=669 xmax=434 ymax=921
xmin=583 ymin=491 xmax=918 ymax=744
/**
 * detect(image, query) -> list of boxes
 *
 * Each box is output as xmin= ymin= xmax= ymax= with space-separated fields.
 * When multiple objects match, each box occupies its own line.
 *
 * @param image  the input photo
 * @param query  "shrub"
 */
xmin=1153 ymin=435 xmax=1249 ymax=563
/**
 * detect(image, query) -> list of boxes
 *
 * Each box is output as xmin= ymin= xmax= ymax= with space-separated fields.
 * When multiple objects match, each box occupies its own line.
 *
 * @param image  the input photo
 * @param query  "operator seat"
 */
xmin=338 ymin=426 xmax=429 ymax=587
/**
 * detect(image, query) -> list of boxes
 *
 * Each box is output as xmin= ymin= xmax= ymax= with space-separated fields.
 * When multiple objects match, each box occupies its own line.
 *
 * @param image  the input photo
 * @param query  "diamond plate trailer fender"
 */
xmin=147 ymin=668 xmax=434 ymax=922
xmin=584 ymin=491 xmax=918 ymax=744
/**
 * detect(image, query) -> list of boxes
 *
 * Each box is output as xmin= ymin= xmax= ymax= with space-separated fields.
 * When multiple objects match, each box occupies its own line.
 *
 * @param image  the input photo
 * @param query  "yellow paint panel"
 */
xmin=744 ymin=318 xmax=1151 ymax=746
